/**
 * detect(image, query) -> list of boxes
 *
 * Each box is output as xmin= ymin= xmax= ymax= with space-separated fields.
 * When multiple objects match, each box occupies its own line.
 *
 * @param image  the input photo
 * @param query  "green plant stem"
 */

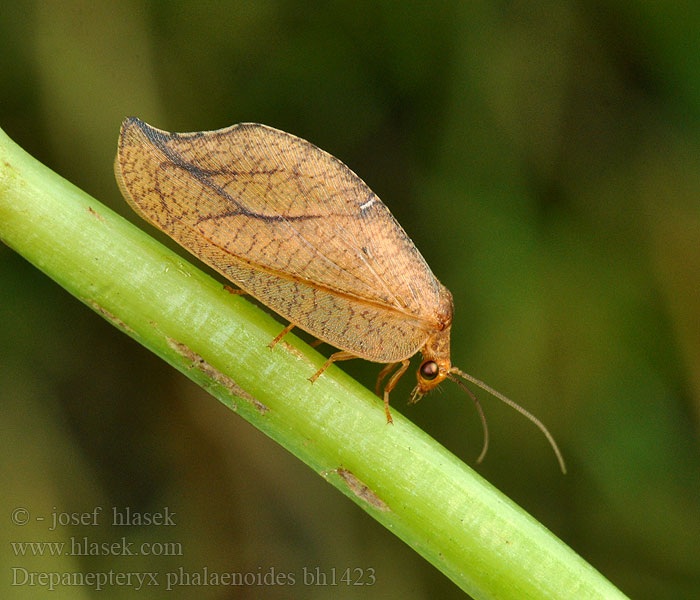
xmin=0 ymin=126 xmax=628 ymax=599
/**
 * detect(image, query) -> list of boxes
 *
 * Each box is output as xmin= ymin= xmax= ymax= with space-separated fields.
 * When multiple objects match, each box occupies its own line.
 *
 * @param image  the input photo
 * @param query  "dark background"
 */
xmin=2 ymin=2 xmax=699 ymax=598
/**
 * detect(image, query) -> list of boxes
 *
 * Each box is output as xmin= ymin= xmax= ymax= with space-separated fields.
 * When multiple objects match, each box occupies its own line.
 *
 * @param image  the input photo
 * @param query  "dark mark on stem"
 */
xmin=336 ymin=468 xmax=390 ymax=512
xmin=166 ymin=337 xmax=268 ymax=414
xmin=87 ymin=300 xmax=135 ymax=334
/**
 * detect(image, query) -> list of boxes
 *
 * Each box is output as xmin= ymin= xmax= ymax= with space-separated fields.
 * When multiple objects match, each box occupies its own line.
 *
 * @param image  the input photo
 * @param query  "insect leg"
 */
xmin=308 ymin=351 xmax=357 ymax=383
xmin=382 ymin=359 xmax=410 ymax=424
xmin=223 ymin=285 xmax=246 ymax=295
xmin=268 ymin=322 xmax=295 ymax=349
xmin=375 ymin=362 xmax=401 ymax=397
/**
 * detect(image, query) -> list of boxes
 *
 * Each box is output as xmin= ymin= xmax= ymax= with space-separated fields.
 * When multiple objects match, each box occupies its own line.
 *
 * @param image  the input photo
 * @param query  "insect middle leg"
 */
xmin=309 ymin=351 xmax=356 ymax=383
xmin=380 ymin=359 xmax=410 ymax=424
xmin=268 ymin=322 xmax=295 ymax=349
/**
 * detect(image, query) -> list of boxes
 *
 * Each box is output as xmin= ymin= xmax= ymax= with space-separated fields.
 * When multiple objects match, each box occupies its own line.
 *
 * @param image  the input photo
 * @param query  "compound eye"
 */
xmin=419 ymin=360 xmax=439 ymax=381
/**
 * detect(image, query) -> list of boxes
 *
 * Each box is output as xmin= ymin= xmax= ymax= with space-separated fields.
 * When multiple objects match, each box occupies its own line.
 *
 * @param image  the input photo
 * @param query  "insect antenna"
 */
xmin=449 ymin=367 xmax=567 ymax=474
xmin=446 ymin=373 xmax=489 ymax=464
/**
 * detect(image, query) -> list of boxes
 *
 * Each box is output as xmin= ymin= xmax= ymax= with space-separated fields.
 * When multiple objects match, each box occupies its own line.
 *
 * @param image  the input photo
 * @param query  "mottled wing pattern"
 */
xmin=115 ymin=118 xmax=441 ymax=362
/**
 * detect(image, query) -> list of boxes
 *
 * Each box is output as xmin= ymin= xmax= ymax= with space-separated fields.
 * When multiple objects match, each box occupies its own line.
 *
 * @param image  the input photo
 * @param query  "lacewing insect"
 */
xmin=115 ymin=117 xmax=565 ymax=472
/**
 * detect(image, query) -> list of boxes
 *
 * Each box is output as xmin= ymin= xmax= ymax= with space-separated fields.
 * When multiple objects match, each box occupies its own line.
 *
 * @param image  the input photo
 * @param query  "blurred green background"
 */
xmin=2 ymin=1 xmax=699 ymax=598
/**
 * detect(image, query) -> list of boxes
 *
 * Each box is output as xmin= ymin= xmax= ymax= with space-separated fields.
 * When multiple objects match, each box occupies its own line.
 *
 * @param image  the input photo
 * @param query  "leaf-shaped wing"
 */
xmin=115 ymin=118 xmax=445 ymax=362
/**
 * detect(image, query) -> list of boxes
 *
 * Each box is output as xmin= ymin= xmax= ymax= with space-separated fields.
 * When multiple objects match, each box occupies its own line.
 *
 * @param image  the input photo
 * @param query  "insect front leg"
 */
xmin=375 ymin=362 xmax=402 ymax=397
xmin=381 ymin=359 xmax=410 ymax=425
